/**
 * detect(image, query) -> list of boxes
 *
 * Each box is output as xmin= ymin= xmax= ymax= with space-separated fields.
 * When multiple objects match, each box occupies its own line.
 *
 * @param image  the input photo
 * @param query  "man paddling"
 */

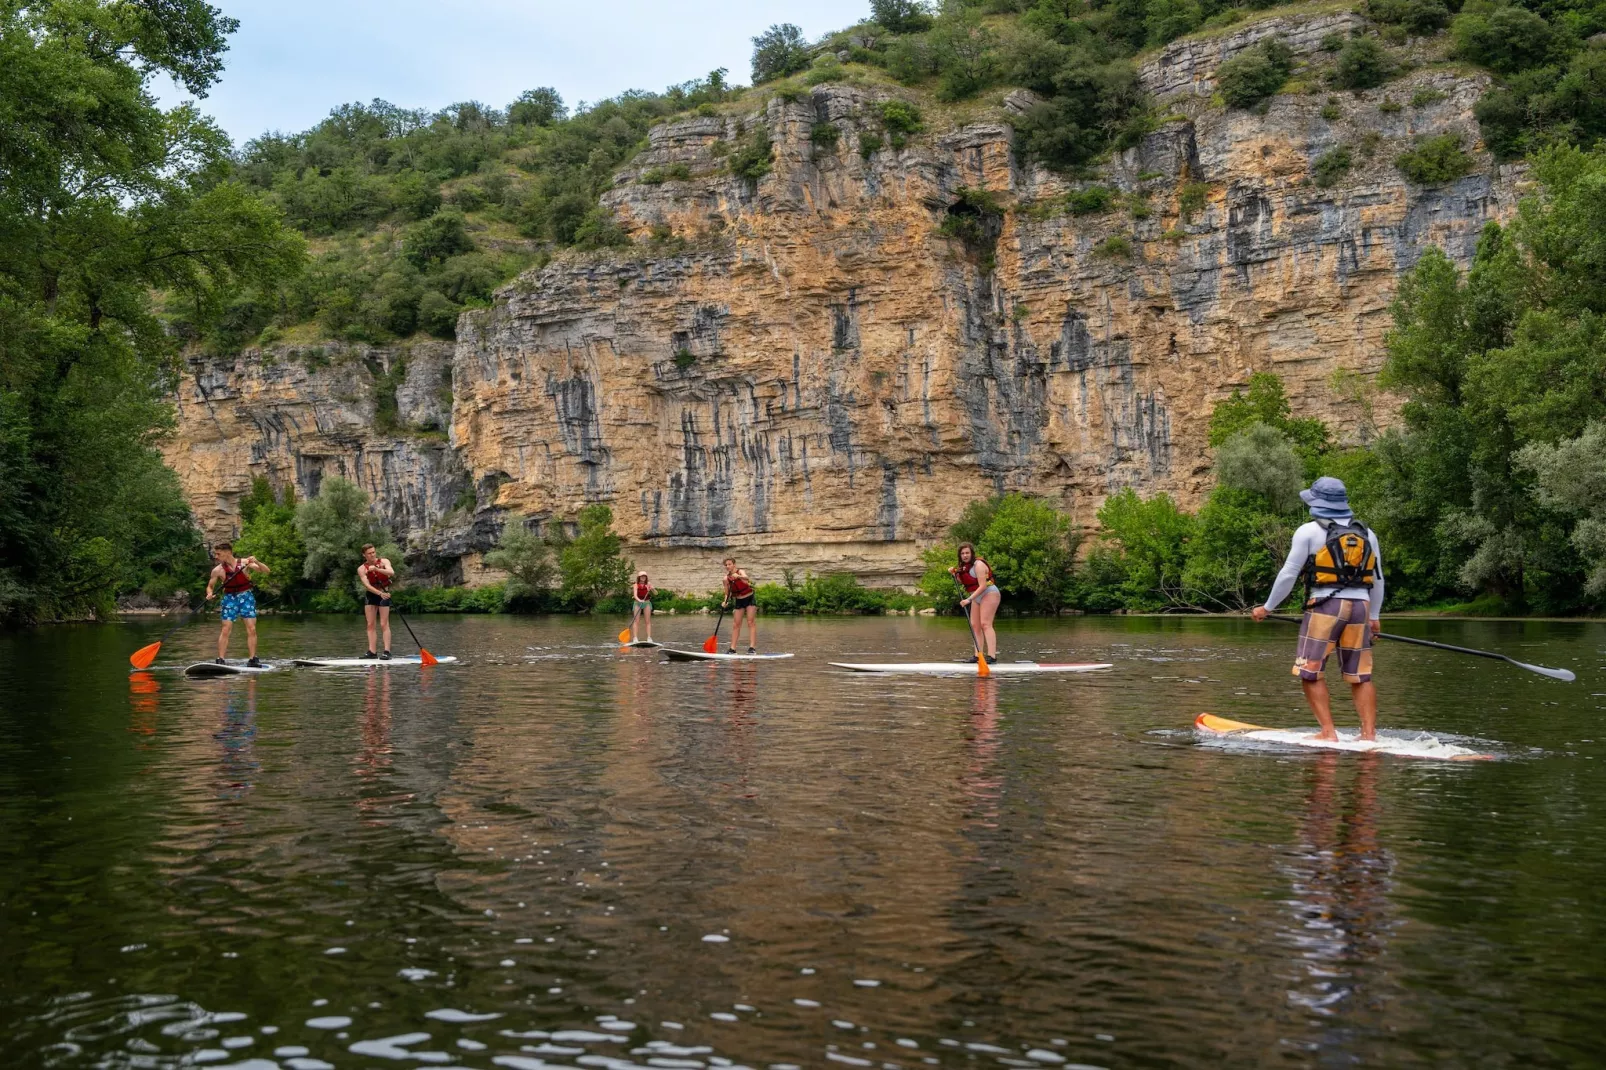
xmin=358 ymin=544 xmax=396 ymax=660
xmin=203 ymin=542 xmax=271 ymax=666
xmin=1253 ymin=477 xmax=1384 ymax=742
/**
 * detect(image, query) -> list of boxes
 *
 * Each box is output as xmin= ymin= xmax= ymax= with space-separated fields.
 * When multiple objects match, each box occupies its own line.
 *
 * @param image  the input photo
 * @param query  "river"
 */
xmin=1 ymin=614 xmax=1602 ymax=1068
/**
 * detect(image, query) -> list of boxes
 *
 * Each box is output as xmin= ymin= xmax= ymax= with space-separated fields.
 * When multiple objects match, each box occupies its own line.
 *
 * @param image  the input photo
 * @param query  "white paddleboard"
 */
xmin=620 ymin=640 xmax=663 ymax=648
xmin=291 ymin=655 xmax=458 ymax=667
xmin=662 ymin=648 xmax=795 ymax=662
xmin=184 ymin=661 xmax=278 ymax=677
xmin=831 ymin=661 xmax=1113 ymax=675
xmin=1194 ymin=714 xmax=1494 ymax=761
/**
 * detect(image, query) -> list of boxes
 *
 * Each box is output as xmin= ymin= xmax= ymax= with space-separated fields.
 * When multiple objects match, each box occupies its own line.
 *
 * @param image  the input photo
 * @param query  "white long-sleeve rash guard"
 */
xmin=1263 ymin=518 xmax=1385 ymax=620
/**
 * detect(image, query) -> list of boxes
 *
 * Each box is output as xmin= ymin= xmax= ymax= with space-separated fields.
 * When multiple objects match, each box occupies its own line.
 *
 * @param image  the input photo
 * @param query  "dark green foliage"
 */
xmin=1411 ymin=87 xmax=1448 ymax=107
xmin=1178 ymin=181 xmax=1210 ymax=219
xmin=403 ymin=209 xmax=474 ymax=267
xmin=872 ymin=0 xmax=934 ymax=33
xmin=879 ymin=98 xmax=925 ymax=134
xmin=1216 ymin=39 xmax=1294 ymax=109
xmin=509 ymin=87 xmax=566 ymax=127
xmin=1093 ymin=235 xmax=1133 ymax=256
xmin=811 ymin=122 xmax=843 ymax=148
xmin=236 ymin=479 xmax=304 ymax=595
xmin=918 ymin=494 xmax=1081 ymax=613
xmin=558 ymin=504 xmax=633 ymax=610
xmin=860 ymin=132 xmax=885 ymax=157
xmin=1396 ymin=133 xmax=1474 ymax=184
xmin=1066 ymin=185 xmax=1117 ymax=214
xmin=1453 ymin=2 xmax=1555 ymax=75
xmin=930 ymin=0 xmax=1001 ymax=100
xmin=0 ymin=0 xmax=303 ymax=621
xmin=752 ymin=23 xmax=810 ymax=84
xmin=1367 ymin=0 xmax=1450 ymax=35
xmin=1312 ymin=144 xmax=1354 ymax=186
xmin=1333 ymin=36 xmax=1395 ymax=91
xmin=728 ymin=131 xmax=775 ymax=183
xmin=1209 ymin=372 xmax=1331 ymax=473
xmin=1013 ymin=57 xmax=1149 ymax=171
xmin=1474 ymin=50 xmax=1606 ymax=160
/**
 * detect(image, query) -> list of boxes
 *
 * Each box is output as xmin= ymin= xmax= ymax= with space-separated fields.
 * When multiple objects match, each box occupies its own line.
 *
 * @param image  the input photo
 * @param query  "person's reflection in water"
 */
xmin=215 ymin=678 xmax=259 ymax=803
xmin=355 ymin=669 xmax=397 ymax=818
xmin=128 ymin=671 xmax=160 ymax=741
xmin=960 ymin=678 xmax=1003 ymax=833
xmin=1281 ymin=752 xmax=1393 ymax=1035
xmin=723 ymin=666 xmax=758 ymax=799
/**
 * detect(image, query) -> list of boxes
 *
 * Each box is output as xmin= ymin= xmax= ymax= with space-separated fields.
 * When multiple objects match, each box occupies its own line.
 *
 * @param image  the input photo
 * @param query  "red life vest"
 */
xmin=364 ymin=563 xmax=392 ymax=591
xmin=727 ymin=572 xmax=754 ymax=598
xmin=956 ymin=560 xmax=985 ymax=594
xmin=634 ymin=581 xmax=651 ymax=601
xmin=221 ymin=560 xmax=253 ymax=594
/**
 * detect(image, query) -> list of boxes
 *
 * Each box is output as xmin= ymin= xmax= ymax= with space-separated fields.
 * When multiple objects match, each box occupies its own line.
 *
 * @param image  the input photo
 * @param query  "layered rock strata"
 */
xmin=164 ymin=13 xmax=1519 ymax=591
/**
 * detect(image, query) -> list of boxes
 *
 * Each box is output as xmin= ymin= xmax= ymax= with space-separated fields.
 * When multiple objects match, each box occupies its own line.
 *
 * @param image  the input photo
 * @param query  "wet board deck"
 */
xmin=831 ymin=661 xmax=1113 ymax=675
xmin=662 ymin=649 xmax=795 ymax=662
xmin=620 ymin=641 xmax=663 ymax=648
xmin=184 ymin=661 xmax=279 ymax=677
xmin=1194 ymin=713 xmax=1496 ymax=761
xmin=290 ymin=655 xmax=458 ymax=667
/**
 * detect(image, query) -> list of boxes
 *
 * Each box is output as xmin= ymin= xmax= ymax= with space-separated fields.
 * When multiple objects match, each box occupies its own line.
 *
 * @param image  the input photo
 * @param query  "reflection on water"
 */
xmin=2 ymin=614 xmax=1605 ymax=1068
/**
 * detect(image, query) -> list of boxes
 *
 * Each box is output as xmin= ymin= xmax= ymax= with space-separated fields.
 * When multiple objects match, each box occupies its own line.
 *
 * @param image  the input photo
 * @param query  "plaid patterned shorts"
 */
xmin=1293 ymin=596 xmax=1373 ymax=683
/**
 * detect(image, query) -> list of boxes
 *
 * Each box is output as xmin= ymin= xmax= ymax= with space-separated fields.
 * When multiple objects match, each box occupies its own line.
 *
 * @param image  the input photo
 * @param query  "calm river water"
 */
xmin=1 ymin=614 xmax=1603 ymax=1068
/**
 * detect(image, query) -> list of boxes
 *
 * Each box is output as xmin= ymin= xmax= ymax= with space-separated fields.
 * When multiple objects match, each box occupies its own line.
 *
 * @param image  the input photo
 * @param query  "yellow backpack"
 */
xmin=1305 ymin=519 xmax=1376 ymax=593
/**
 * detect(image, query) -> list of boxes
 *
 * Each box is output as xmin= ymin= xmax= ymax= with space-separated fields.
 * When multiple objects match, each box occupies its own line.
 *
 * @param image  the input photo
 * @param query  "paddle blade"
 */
xmin=977 ymin=657 xmax=990 ymax=678
xmin=129 ymin=641 xmax=162 ymax=670
xmin=618 ymin=627 xmax=633 ymax=644
xmin=1517 ymin=660 xmax=1575 ymax=682
xmin=703 ymin=635 xmax=719 ymax=653
xmin=420 ymin=649 xmax=439 ymax=666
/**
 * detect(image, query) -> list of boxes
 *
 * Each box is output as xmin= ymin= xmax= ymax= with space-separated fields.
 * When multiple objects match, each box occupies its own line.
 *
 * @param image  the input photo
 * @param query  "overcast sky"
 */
xmin=159 ymin=0 xmax=872 ymax=145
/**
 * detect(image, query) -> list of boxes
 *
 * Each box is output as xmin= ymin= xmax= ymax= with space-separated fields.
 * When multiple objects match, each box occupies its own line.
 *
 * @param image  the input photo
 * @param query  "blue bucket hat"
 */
xmin=1300 ymin=476 xmax=1352 ymax=519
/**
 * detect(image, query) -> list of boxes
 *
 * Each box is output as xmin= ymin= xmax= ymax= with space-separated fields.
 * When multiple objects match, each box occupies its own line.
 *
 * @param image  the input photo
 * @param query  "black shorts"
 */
xmin=731 ymin=594 xmax=756 ymax=610
xmin=365 ymin=592 xmax=391 ymax=608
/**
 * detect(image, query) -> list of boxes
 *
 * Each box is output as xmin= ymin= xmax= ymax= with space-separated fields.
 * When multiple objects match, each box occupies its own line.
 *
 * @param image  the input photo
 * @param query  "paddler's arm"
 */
xmin=358 ymin=565 xmax=384 ymax=597
xmin=1254 ymin=525 xmax=1313 ymax=620
xmin=203 ymin=564 xmax=222 ymax=601
xmin=245 ymin=555 xmax=270 ymax=575
xmin=1368 ymin=532 xmax=1385 ymax=634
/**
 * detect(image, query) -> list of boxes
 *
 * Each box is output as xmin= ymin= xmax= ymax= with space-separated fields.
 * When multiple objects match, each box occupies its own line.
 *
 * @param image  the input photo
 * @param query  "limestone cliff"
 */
xmin=163 ymin=12 xmax=1520 ymax=591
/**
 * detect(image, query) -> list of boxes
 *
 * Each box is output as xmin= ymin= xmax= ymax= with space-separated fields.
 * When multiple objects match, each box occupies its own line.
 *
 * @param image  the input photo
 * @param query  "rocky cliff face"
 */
xmin=165 ymin=13 xmax=1519 ymax=591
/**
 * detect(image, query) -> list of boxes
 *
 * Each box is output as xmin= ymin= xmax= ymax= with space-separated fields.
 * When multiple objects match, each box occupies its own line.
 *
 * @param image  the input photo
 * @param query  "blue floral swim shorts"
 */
xmin=220 ymin=591 xmax=258 ymax=622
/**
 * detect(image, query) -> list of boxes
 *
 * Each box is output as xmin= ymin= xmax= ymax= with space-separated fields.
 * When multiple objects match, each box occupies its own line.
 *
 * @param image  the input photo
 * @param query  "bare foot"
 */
xmin=1359 ymin=733 xmax=1377 ymax=742
xmin=1314 ymin=731 xmax=1340 ymax=742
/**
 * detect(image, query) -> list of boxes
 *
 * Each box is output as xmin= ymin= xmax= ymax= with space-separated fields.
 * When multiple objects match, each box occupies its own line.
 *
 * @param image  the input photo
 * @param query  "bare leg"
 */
xmin=976 ymin=590 xmax=1001 ymax=658
xmin=244 ymin=618 xmax=258 ymax=659
xmin=966 ymin=604 xmax=984 ymax=656
xmin=1302 ymin=677 xmax=1339 ymax=741
xmin=1351 ymin=680 xmax=1378 ymax=741
xmin=645 ymin=605 xmax=653 ymax=642
xmin=746 ymin=606 xmax=757 ymax=650
xmin=379 ymin=606 xmax=391 ymax=653
xmin=365 ymin=605 xmax=377 ymax=654
xmin=217 ymin=620 xmax=233 ymax=659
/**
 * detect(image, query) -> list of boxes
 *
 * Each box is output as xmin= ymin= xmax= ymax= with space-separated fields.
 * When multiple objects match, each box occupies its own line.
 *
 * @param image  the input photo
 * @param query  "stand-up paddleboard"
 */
xmin=662 ymin=648 xmax=794 ymax=662
xmin=620 ymin=640 xmax=663 ymax=648
xmin=831 ymin=661 xmax=1112 ymax=675
xmin=184 ymin=661 xmax=278 ymax=677
xmin=291 ymin=655 xmax=458 ymax=667
xmin=1194 ymin=713 xmax=1495 ymax=761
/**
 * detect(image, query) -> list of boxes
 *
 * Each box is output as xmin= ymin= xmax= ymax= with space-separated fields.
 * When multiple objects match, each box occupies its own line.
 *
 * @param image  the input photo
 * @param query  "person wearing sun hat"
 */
xmin=630 ymin=571 xmax=654 ymax=644
xmin=1253 ymin=477 xmax=1386 ymax=741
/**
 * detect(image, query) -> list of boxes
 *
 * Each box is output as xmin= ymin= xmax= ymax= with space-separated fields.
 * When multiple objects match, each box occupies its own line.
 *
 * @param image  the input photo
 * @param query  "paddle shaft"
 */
xmin=704 ymin=604 xmax=726 ymax=652
xmin=394 ymin=606 xmax=436 ymax=663
xmin=1267 ymin=613 xmax=1574 ymax=681
xmin=961 ymin=596 xmax=991 ymax=677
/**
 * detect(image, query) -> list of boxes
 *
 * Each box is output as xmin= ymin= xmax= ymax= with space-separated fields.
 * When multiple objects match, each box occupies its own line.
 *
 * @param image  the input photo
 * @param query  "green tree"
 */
xmin=294 ymin=477 xmax=399 ymax=591
xmin=483 ymin=517 xmax=558 ymax=605
xmin=1333 ymin=37 xmax=1394 ymax=91
xmin=1215 ymin=423 xmax=1305 ymax=512
xmin=930 ymin=0 xmax=1000 ymax=100
xmin=1518 ymin=422 xmax=1606 ymax=594
xmin=752 ymin=23 xmax=810 ymax=84
xmin=1209 ymin=372 xmax=1331 ymax=473
xmin=0 ymin=0 xmax=305 ymax=622
xmin=1088 ymin=488 xmax=1195 ymax=611
xmin=509 ymin=87 xmax=566 ymax=126
xmin=235 ymin=479 xmax=305 ymax=596
xmin=558 ymin=504 xmax=633 ymax=610
xmin=919 ymin=493 xmax=1080 ymax=612
xmin=872 ymin=0 xmax=933 ymax=34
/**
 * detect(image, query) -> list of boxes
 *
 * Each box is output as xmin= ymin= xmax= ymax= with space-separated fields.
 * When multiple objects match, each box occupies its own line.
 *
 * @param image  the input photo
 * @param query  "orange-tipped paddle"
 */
xmin=129 ymin=617 xmax=191 ymax=670
xmin=703 ymin=604 xmax=727 ymax=653
xmin=395 ymin=607 xmax=439 ymax=666
xmin=618 ymin=626 xmax=633 ymax=644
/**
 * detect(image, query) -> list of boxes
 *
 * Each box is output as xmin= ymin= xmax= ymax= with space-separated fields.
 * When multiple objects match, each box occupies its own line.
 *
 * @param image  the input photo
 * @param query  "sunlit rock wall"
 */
xmin=167 ymin=12 xmax=1519 ymax=590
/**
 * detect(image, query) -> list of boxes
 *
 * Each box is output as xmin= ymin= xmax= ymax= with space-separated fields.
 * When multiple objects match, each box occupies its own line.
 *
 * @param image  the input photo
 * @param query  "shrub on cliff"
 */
xmin=872 ymin=0 xmax=933 ymax=34
xmin=729 ymin=131 xmax=775 ymax=184
xmin=1395 ymin=133 xmax=1473 ymax=184
xmin=1332 ymin=37 xmax=1395 ymax=91
xmin=1216 ymin=38 xmax=1294 ymax=109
